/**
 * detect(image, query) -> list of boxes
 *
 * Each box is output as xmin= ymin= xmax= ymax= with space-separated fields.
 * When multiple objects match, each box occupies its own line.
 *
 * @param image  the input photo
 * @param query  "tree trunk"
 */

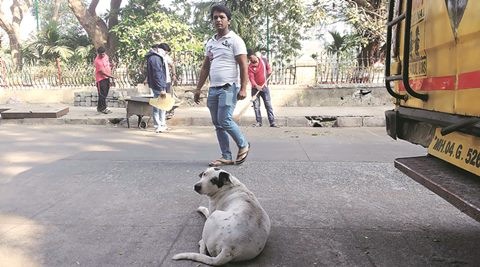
xmin=68 ymin=0 xmax=122 ymax=58
xmin=68 ymin=0 xmax=108 ymax=50
xmin=358 ymin=38 xmax=382 ymax=66
xmin=52 ymin=0 xmax=62 ymax=22
xmin=0 ymin=0 xmax=32 ymax=69
xmin=107 ymin=0 xmax=122 ymax=61
xmin=8 ymin=34 xmax=22 ymax=70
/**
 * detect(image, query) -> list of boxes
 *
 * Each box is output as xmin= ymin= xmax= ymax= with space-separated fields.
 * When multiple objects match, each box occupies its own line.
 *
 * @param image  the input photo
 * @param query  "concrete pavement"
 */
xmin=0 ymin=103 xmax=392 ymax=127
xmin=0 ymin=125 xmax=479 ymax=267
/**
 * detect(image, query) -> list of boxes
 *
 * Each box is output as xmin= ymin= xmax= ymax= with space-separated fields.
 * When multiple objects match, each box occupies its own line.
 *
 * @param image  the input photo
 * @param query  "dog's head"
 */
xmin=194 ymin=167 xmax=232 ymax=196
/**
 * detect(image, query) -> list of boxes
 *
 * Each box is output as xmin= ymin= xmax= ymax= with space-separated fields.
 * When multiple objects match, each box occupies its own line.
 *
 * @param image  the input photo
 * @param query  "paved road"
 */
xmin=0 ymin=125 xmax=479 ymax=267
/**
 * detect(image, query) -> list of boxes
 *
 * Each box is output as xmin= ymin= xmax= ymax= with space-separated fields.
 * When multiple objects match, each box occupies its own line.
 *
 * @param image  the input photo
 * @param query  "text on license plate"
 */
xmin=428 ymin=128 xmax=480 ymax=176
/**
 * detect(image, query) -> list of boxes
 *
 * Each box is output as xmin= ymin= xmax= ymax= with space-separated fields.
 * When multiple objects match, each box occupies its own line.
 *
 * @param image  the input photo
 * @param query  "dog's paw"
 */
xmin=197 ymin=206 xmax=210 ymax=217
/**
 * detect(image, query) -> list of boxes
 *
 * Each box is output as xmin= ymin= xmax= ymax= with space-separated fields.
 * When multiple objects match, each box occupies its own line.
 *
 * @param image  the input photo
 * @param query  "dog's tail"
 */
xmin=172 ymin=249 xmax=232 ymax=266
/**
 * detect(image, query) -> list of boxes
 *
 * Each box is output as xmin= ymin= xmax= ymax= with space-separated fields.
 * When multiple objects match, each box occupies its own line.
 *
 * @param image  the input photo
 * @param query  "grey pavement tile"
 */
xmin=0 ymin=223 xmax=185 ymax=267
xmin=0 ymin=162 xmax=105 ymax=218
xmin=169 ymin=226 xmax=373 ymax=267
xmin=350 ymin=228 xmax=480 ymax=267
xmin=1 ymin=159 xmax=208 ymax=227
xmin=401 ymin=228 xmax=480 ymax=266
xmin=1 ymin=126 xmax=478 ymax=267
xmin=167 ymin=225 xmax=214 ymax=267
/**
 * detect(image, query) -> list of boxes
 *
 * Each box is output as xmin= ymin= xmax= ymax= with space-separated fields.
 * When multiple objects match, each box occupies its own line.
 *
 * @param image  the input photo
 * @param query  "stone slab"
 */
xmin=0 ymin=106 xmax=69 ymax=119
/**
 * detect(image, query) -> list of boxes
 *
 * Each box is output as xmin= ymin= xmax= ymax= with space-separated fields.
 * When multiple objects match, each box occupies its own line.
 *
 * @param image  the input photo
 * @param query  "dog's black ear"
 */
xmin=198 ymin=171 xmax=204 ymax=178
xmin=218 ymin=171 xmax=231 ymax=185
xmin=210 ymin=171 xmax=231 ymax=188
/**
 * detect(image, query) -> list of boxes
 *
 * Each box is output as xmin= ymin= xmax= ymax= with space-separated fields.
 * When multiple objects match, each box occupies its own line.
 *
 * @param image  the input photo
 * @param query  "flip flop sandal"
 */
xmin=235 ymin=142 xmax=250 ymax=165
xmin=208 ymin=158 xmax=234 ymax=167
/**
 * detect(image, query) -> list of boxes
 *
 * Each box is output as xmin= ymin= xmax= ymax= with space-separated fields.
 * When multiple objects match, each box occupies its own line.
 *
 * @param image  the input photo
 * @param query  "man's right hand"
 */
xmin=194 ymin=89 xmax=201 ymax=104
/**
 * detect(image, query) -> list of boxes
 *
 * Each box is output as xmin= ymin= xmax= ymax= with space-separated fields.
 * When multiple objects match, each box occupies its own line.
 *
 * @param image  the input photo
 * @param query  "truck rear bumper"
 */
xmin=395 ymin=155 xmax=480 ymax=222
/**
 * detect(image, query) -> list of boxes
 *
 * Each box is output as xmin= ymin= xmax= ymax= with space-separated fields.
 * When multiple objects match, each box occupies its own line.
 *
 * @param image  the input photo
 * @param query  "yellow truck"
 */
xmin=385 ymin=0 xmax=480 ymax=221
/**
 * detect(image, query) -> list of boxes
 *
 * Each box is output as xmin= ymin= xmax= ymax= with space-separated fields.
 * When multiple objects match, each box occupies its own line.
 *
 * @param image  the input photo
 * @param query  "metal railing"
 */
xmin=315 ymin=54 xmax=384 ymax=84
xmin=270 ymin=61 xmax=296 ymax=85
xmin=0 ymin=54 xmax=384 ymax=89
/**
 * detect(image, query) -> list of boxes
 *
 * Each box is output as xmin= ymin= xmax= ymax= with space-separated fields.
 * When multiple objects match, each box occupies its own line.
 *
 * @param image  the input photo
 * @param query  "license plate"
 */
xmin=428 ymin=128 xmax=480 ymax=176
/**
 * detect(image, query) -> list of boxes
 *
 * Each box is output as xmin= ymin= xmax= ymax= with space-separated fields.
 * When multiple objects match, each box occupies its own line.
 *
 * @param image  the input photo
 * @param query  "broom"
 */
xmin=148 ymin=93 xmax=175 ymax=111
xmin=234 ymin=72 xmax=273 ymax=121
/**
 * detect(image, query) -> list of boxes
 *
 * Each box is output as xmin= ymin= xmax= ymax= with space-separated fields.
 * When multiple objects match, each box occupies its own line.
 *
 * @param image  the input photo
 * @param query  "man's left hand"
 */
xmin=237 ymin=89 xmax=247 ymax=100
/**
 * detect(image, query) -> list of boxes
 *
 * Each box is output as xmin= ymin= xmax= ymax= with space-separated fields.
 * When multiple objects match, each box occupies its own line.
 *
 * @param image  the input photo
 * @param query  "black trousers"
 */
xmin=96 ymin=79 xmax=110 ymax=112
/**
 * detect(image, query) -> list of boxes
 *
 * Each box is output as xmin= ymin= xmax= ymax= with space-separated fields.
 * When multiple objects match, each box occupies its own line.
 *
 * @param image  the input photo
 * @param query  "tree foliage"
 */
xmin=1 ymin=0 xmax=388 ymax=72
xmin=172 ymin=0 xmax=308 ymax=60
xmin=35 ymin=0 xmax=80 ymax=35
xmin=23 ymin=21 xmax=94 ymax=66
xmin=110 ymin=0 xmax=202 ymax=83
xmin=311 ymin=0 xmax=387 ymax=63
xmin=326 ymin=30 xmax=356 ymax=55
xmin=25 ymin=0 xmax=93 ymax=66
xmin=112 ymin=0 xmax=202 ymax=65
xmin=112 ymin=12 xmax=202 ymax=64
xmin=342 ymin=0 xmax=387 ymax=61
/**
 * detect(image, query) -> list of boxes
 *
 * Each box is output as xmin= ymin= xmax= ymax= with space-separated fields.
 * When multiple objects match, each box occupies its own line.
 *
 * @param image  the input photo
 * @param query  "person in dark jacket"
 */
xmin=146 ymin=45 xmax=169 ymax=133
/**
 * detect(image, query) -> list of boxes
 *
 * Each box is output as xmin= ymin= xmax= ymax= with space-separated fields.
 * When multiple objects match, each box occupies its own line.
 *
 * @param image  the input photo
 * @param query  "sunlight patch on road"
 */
xmin=0 ymin=247 xmax=40 ymax=267
xmin=0 ymin=166 xmax=30 ymax=184
xmin=82 ymin=144 xmax=116 ymax=151
xmin=2 ymin=152 xmax=59 ymax=164
xmin=0 ymin=214 xmax=43 ymax=267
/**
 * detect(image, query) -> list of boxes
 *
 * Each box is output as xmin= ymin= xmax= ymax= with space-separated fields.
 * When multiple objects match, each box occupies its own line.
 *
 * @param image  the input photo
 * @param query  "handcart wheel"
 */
xmin=139 ymin=120 xmax=147 ymax=129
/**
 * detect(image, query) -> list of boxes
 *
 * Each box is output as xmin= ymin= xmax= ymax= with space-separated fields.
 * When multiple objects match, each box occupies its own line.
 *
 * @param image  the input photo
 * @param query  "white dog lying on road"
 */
xmin=172 ymin=167 xmax=271 ymax=266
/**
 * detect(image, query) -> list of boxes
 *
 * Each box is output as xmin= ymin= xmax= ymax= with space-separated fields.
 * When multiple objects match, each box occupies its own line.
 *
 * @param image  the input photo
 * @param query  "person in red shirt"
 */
xmin=247 ymin=49 xmax=278 ymax=127
xmin=94 ymin=46 xmax=113 ymax=114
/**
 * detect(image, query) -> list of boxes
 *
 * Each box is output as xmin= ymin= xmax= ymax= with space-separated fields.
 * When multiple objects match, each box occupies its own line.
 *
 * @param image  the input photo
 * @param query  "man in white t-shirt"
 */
xmin=193 ymin=4 xmax=250 ymax=167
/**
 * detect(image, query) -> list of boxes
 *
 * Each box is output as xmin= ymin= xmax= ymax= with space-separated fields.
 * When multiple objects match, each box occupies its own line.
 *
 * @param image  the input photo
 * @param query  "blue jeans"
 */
xmin=207 ymin=83 xmax=248 ymax=160
xmin=252 ymin=86 xmax=276 ymax=125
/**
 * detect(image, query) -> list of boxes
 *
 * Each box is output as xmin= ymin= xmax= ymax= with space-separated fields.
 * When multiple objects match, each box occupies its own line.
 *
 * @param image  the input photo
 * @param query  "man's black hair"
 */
xmin=210 ymin=4 xmax=231 ymax=20
xmin=97 ymin=46 xmax=106 ymax=54
xmin=158 ymin=43 xmax=171 ymax=52
xmin=247 ymin=49 xmax=255 ymax=57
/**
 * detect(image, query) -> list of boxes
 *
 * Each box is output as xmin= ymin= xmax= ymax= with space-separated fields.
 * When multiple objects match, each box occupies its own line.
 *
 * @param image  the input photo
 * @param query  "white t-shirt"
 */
xmin=205 ymin=31 xmax=247 ymax=87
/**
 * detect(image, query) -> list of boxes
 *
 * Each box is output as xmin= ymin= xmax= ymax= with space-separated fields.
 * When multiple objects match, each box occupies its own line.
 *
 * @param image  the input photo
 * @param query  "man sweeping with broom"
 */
xmin=247 ymin=49 xmax=278 ymax=127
